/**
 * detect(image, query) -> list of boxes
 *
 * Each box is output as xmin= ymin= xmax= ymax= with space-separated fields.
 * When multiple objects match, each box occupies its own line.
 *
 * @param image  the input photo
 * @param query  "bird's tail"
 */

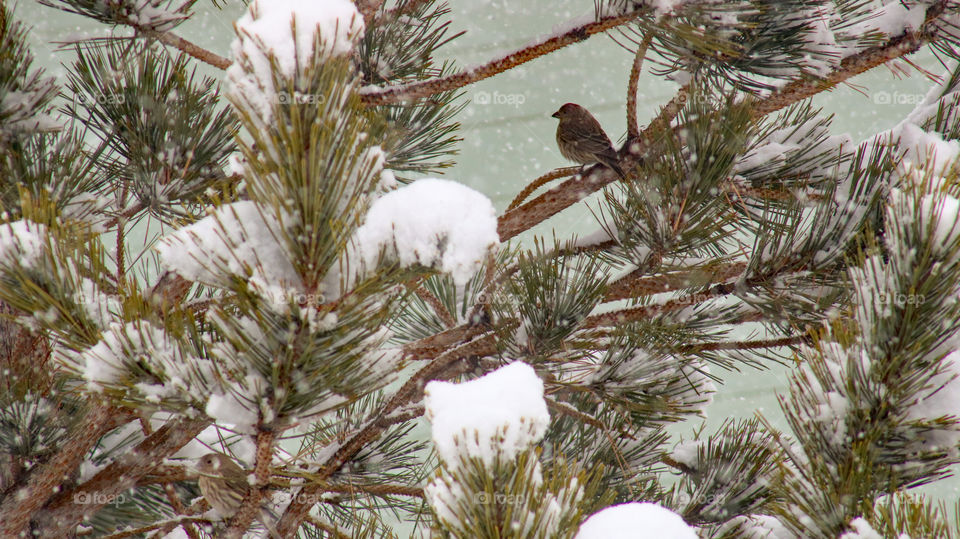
xmin=601 ymin=156 xmax=628 ymax=180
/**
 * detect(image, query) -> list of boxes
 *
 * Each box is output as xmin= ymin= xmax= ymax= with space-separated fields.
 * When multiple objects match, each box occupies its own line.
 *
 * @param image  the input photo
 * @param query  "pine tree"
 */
xmin=1 ymin=0 xmax=960 ymax=537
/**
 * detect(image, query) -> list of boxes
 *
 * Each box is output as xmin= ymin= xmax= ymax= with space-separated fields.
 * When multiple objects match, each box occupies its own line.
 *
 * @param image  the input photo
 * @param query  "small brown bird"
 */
xmin=196 ymin=452 xmax=249 ymax=518
xmin=196 ymin=452 xmax=282 ymax=537
xmin=552 ymin=103 xmax=626 ymax=179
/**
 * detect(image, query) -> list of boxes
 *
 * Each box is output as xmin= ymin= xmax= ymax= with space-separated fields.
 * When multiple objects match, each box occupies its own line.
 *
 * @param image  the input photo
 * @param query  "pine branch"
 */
xmin=274 ymin=331 xmax=498 ymax=536
xmin=321 ymin=482 xmax=424 ymax=498
xmin=498 ymin=3 xmax=954 ymax=242
xmin=358 ymin=10 xmax=643 ymax=105
xmin=0 ymin=404 xmax=132 ymax=537
xmin=37 ymin=417 xmax=210 ymax=537
xmin=752 ymin=1 xmax=950 ymax=118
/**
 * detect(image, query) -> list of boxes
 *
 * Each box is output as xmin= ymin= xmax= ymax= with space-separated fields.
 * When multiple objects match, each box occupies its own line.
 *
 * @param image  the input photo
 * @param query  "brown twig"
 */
xmin=410 ymin=282 xmax=457 ymax=328
xmin=626 ymin=33 xmax=654 ymax=140
xmin=546 ymin=397 xmax=604 ymax=429
xmin=143 ymin=29 xmax=231 ymax=70
xmin=604 ymin=262 xmax=748 ymax=302
xmin=661 ymin=454 xmax=695 ymax=475
xmin=137 ymin=421 xmax=201 ymax=539
xmin=400 ymin=323 xmax=488 ymax=361
xmin=679 ymin=334 xmax=811 ymax=353
xmin=322 ymin=482 xmax=424 ymax=498
xmin=356 ymin=0 xmax=386 ymax=26
xmin=507 ymin=167 xmax=580 ymax=211
xmin=382 ymin=0 xmax=436 ymax=22
xmin=583 ymin=281 xmax=738 ymax=328
xmin=147 ymin=498 xmax=209 ymax=539
xmin=304 ymin=514 xmax=352 ymax=539
xmin=359 ymin=10 xmax=642 ymax=105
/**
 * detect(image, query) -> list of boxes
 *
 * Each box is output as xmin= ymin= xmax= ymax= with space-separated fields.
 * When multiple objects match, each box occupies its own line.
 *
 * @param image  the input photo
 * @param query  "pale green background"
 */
xmin=14 ymin=0 xmax=958 ymax=523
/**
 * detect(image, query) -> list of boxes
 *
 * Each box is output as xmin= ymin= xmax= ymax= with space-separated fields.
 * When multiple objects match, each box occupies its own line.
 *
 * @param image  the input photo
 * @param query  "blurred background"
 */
xmin=16 ymin=0 xmax=958 ymax=516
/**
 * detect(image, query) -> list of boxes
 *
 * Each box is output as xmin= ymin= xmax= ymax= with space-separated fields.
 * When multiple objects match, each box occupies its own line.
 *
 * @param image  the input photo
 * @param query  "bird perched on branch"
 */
xmin=196 ymin=452 xmax=280 ymax=537
xmin=552 ymin=103 xmax=627 ymax=179
xmin=196 ymin=452 xmax=250 ymax=518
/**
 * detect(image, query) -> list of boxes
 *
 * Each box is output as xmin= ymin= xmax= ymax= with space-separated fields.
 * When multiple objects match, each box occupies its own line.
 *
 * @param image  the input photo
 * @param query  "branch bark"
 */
xmin=224 ymin=427 xmax=275 ymax=538
xmin=36 ymin=417 xmax=210 ymax=537
xmin=142 ymin=29 xmax=231 ymax=70
xmin=0 ymin=405 xmax=132 ymax=537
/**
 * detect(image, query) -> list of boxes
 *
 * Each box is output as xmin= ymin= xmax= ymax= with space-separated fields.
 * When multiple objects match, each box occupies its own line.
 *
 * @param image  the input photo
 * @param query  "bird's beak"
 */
xmin=551 ymin=111 xmax=560 ymax=119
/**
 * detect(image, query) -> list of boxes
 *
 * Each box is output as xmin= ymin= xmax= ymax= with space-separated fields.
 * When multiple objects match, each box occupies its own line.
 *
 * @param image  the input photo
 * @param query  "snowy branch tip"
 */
xmin=355 ymin=178 xmax=499 ymax=286
xmin=227 ymin=0 xmax=364 ymax=120
xmin=231 ymin=0 xmax=363 ymax=77
xmin=575 ymin=502 xmax=697 ymax=539
xmin=425 ymin=362 xmax=549 ymax=466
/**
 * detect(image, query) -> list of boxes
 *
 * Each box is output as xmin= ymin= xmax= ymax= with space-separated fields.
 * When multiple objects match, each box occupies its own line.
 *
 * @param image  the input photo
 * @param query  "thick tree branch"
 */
xmin=0 ymin=405 xmax=132 ymax=537
xmin=224 ymin=427 xmax=275 ymax=538
xmin=359 ymin=10 xmax=642 ymax=105
xmin=37 ymin=417 xmax=210 ymax=537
